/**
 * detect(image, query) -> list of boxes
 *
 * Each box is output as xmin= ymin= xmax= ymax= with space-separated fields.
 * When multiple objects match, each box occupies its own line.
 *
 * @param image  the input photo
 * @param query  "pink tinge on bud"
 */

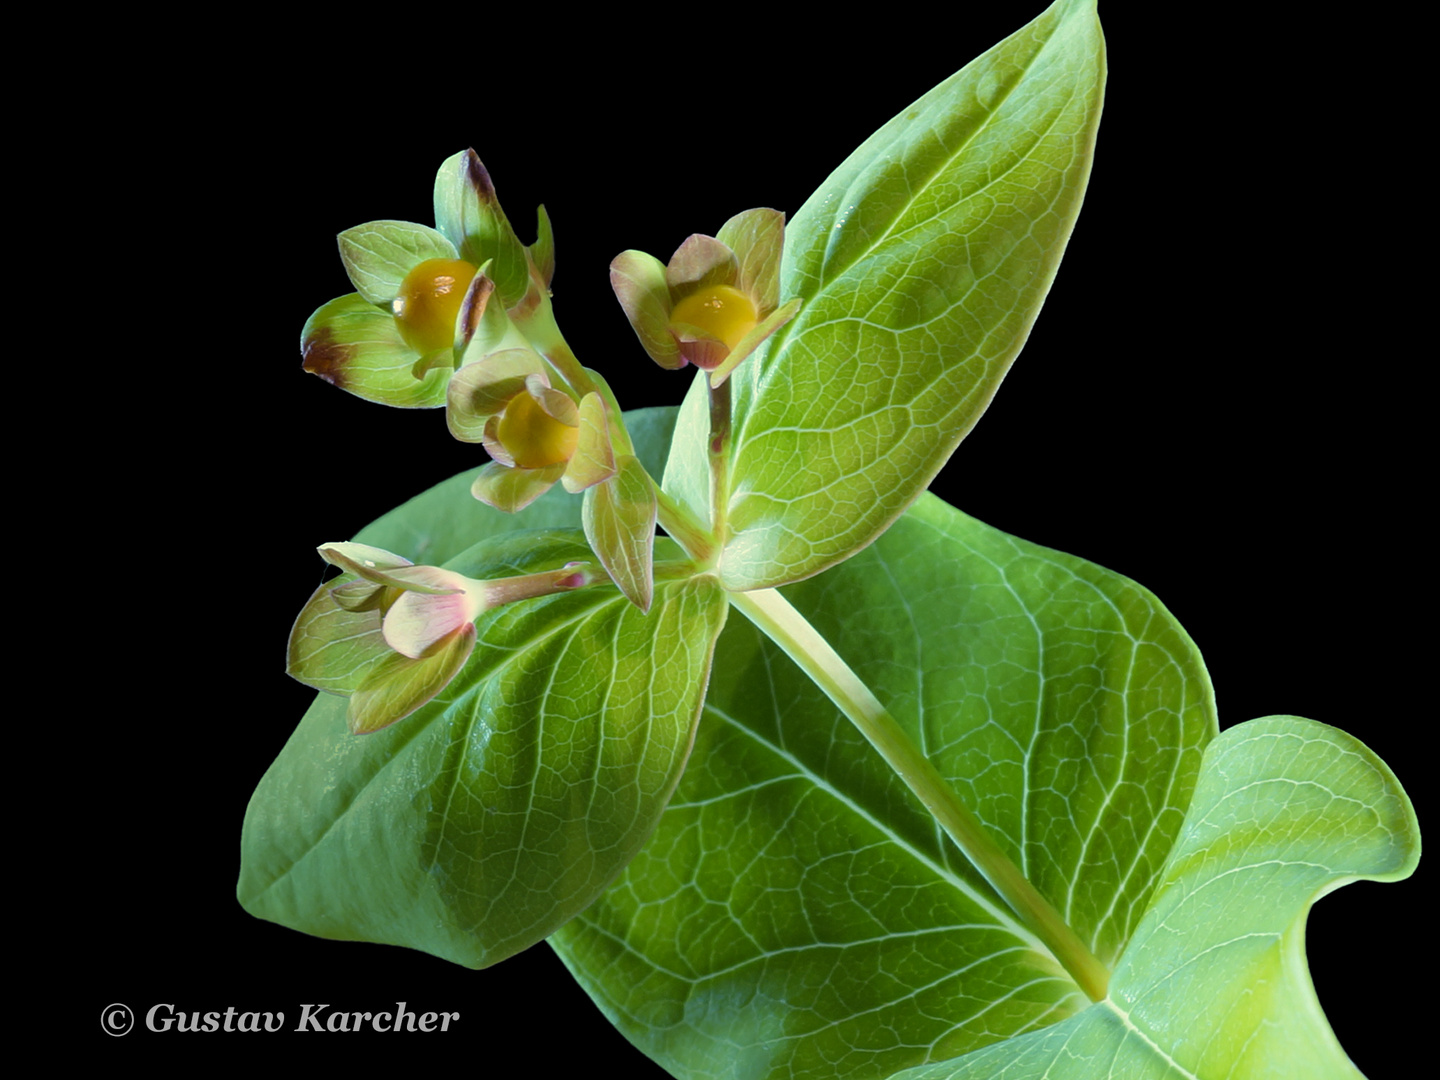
xmin=382 ymin=584 xmax=486 ymax=659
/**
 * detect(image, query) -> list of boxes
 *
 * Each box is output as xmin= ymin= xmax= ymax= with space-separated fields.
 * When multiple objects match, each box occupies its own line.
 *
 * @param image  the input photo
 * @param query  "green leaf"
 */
xmin=722 ymin=0 xmax=1105 ymax=591
xmin=300 ymin=293 xmax=447 ymax=408
xmin=337 ymin=219 xmax=458 ymax=306
xmin=584 ymin=455 xmax=658 ymax=612
xmin=433 ymin=149 xmax=532 ymax=311
xmin=888 ymin=717 xmax=1420 ymax=1079
xmin=661 ymin=371 xmax=712 ymax=529
xmin=240 ymin=530 xmax=729 ymax=969
xmin=552 ymin=491 xmax=1216 ymax=1079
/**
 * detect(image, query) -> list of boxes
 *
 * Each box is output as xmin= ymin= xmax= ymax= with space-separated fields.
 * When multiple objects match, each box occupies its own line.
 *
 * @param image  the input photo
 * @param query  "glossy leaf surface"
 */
xmin=239 ymin=409 xmax=717 ymax=968
xmin=891 ymin=717 xmax=1419 ymax=1079
xmin=553 ymin=491 xmax=1216 ymax=1078
xmin=723 ymin=0 xmax=1104 ymax=591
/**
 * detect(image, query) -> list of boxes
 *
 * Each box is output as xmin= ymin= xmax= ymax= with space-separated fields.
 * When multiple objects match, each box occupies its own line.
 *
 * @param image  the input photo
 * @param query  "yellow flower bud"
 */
xmin=670 ymin=285 xmax=759 ymax=351
xmin=391 ymin=258 xmax=479 ymax=355
xmin=497 ymin=389 xmax=580 ymax=469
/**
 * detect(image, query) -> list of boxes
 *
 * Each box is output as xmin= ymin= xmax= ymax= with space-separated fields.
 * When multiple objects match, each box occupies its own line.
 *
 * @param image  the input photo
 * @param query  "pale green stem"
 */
xmin=707 ymin=376 xmax=731 ymax=548
xmin=654 ymin=488 xmax=715 ymax=565
xmin=729 ymin=587 xmax=1111 ymax=1004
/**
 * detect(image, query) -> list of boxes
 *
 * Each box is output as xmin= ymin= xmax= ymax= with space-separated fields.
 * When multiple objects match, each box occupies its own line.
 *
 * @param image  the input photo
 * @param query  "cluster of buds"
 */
xmin=300 ymin=150 xmax=626 ymax=515
xmin=445 ymin=346 xmax=614 ymax=512
xmin=300 ymin=149 xmax=552 ymax=409
xmin=288 ymin=542 xmax=594 ymax=733
xmin=293 ymin=157 xmax=805 ymax=733
xmin=610 ymin=207 xmax=800 ymax=384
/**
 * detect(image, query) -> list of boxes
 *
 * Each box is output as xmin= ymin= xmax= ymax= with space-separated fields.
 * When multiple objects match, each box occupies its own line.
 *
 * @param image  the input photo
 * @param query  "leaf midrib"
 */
xmin=708 ymin=704 xmax=1049 ymax=957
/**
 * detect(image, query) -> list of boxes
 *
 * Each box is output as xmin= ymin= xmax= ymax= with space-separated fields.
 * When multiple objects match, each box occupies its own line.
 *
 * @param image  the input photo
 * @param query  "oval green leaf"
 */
xmin=240 ymin=407 xmax=694 ymax=967
xmin=552 ymin=490 xmax=1216 ymax=1078
xmin=239 ymin=530 xmax=728 ymax=968
xmin=722 ymin=0 xmax=1105 ymax=591
xmin=890 ymin=717 xmax=1420 ymax=1079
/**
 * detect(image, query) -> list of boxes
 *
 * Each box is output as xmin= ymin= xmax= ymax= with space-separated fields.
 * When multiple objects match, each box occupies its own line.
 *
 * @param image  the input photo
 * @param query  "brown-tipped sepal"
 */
xmin=531 ymin=205 xmax=555 ymax=290
xmin=301 ymin=294 xmax=450 ymax=408
xmin=433 ymin=149 xmax=531 ymax=312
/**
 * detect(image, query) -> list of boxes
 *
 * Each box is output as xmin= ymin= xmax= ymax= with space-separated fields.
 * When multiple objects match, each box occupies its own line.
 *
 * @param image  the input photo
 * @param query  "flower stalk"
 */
xmin=707 ymin=375 xmax=732 ymax=548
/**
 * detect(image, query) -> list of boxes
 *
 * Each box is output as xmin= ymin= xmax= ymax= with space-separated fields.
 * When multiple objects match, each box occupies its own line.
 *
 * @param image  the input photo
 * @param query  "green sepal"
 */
xmin=583 ymin=455 xmax=657 ymax=612
xmin=286 ymin=574 xmax=392 ymax=695
xmin=708 ymin=296 xmax=802 ymax=388
xmin=610 ymin=249 xmax=681 ymax=369
xmin=716 ymin=207 xmax=784 ymax=312
xmin=562 ymin=392 xmax=616 ymax=493
xmin=446 ymin=348 xmax=546 ymax=442
xmin=433 ymin=149 xmax=531 ymax=312
xmin=301 ymin=293 xmax=448 ymax=408
xmin=337 ymin=219 xmax=458 ymax=306
xmin=665 ymin=233 xmax=736 ymax=295
xmin=471 ymin=459 xmax=565 ymax=513
xmin=345 ymin=624 xmax=475 ymax=734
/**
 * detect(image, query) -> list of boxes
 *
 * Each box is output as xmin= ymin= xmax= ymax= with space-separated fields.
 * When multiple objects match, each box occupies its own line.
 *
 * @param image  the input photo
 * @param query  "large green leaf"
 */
xmin=552 ymin=492 xmax=1216 ymax=1078
xmin=722 ymin=0 xmax=1104 ymax=591
xmin=240 ymin=530 xmax=727 ymax=967
xmin=239 ymin=407 xmax=712 ymax=968
xmin=890 ymin=717 xmax=1419 ymax=1079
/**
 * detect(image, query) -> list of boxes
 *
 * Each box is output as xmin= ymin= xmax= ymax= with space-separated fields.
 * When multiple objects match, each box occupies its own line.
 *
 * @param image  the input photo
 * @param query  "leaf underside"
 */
xmin=721 ymin=0 xmax=1106 ymax=592
xmin=239 ymin=409 xmax=717 ymax=969
xmin=551 ymin=491 xmax=1218 ymax=1079
xmin=889 ymin=718 xmax=1419 ymax=1080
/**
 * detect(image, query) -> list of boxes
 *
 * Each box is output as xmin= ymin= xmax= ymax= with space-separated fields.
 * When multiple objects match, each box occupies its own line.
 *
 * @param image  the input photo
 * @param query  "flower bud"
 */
xmin=611 ymin=208 xmax=800 ymax=381
xmin=447 ymin=350 xmax=615 ymax=513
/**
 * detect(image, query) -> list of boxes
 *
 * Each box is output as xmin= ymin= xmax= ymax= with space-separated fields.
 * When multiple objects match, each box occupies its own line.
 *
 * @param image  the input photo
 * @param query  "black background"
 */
xmin=94 ymin=3 xmax=1422 ymax=1072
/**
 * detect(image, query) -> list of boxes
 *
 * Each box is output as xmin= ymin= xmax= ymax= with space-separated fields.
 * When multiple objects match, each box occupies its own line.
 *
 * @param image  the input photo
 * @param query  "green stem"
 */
xmin=729 ymin=587 xmax=1111 ymax=1004
xmin=654 ymin=488 xmax=715 ymax=565
xmin=707 ymin=376 xmax=731 ymax=548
